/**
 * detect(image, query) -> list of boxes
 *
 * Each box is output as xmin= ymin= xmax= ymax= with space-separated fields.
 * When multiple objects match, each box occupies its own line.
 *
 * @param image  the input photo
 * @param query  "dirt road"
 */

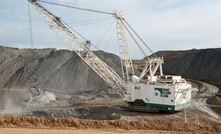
xmin=194 ymin=81 xmax=220 ymax=119
xmin=0 ymin=128 xmax=191 ymax=134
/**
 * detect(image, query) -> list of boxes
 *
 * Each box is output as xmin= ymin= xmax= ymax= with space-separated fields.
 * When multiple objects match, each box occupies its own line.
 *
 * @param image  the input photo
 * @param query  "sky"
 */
xmin=0 ymin=0 xmax=221 ymax=58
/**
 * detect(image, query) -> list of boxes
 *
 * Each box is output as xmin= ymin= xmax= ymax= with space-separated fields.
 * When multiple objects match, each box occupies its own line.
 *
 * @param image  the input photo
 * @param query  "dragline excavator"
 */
xmin=28 ymin=0 xmax=193 ymax=112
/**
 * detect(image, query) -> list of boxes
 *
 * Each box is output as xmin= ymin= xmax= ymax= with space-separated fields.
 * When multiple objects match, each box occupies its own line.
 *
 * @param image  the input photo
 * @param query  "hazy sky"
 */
xmin=0 ymin=0 xmax=221 ymax=58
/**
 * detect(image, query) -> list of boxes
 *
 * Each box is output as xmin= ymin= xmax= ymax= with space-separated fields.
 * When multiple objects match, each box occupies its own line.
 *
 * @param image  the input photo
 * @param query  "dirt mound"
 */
xmin=0 ymin=115 xmax=220 ymax=133
xmin=0 ymin=47 xmax=54 ymax=89
xmin=0 ymin=46 xmax=124 ymax=114
xmin=0 ymin=46 xmax=122 ymax=95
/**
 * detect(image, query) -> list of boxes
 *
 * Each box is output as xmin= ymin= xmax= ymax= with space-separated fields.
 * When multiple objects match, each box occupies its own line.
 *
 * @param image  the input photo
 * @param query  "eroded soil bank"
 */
xmin=0 ymin=115 xmax=220 ymax=133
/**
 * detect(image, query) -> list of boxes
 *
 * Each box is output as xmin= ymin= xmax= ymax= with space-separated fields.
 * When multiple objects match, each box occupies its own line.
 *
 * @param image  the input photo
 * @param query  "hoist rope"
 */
xmin=27 ymin=2 xmax=34 ymax=48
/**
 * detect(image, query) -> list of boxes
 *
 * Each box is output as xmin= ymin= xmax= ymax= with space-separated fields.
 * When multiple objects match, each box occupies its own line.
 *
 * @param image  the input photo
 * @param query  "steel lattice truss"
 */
xmin=28 ymin=1 xmax=126 ymax=96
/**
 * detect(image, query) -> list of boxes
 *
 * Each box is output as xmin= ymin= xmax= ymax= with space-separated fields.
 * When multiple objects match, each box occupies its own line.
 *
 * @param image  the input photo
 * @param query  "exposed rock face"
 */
xmin=0 ymin=46 xmax=122 ymax=95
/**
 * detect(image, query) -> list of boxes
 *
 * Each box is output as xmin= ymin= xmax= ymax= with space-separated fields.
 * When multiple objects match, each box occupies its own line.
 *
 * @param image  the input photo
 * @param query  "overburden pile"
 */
xmin=0 ymin=46 xmax=122 ymax=95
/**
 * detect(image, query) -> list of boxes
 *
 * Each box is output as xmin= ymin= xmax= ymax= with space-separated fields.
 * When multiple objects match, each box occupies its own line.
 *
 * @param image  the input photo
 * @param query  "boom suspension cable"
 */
xmin=27 ymin=2 xmax=34 ymax=48
xmin=67 ymin=17 xmax=112 ymax=25
xmin=32 ymin=0 xmax=156 ymax=57
xmin=124 ymin=20 xmax=155 ymax=56
xmin=38 ymin=0 xmax=113 ymax=15
xmin=121 ymin=21 xmax=147 ymax=57
xmin=96 ymin=21 xmax=115 ymax=47
xmin=62 ymin=20 xmax=99 ymax=50
xmin=70 ymin=18 xmax=112 ymax=27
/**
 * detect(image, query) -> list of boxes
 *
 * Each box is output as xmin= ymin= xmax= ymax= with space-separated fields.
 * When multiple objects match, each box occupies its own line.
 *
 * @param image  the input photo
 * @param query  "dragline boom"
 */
xmin=27 ymin=0 xmax=126 ymax=95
